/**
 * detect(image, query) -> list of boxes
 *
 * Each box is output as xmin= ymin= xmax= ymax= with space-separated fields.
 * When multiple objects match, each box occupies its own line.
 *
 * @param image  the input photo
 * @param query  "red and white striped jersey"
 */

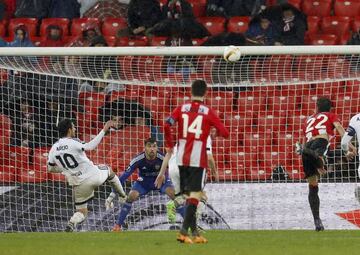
xmin=164 ymin=101 xmax=229 ymax=168
xmin=303 ymin=112 xmax=339 ymax=141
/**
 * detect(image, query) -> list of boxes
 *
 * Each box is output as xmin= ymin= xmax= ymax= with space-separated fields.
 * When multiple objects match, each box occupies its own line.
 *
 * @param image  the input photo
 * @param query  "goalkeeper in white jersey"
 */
xmin=47 ymin=119 xmax=126 ymax=232
xmin=156 ymin=136 xmax=218 ymax=226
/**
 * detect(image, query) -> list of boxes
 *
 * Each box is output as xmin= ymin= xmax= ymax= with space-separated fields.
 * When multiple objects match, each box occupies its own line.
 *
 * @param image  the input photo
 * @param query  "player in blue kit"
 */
xmin=106 ymin=137 xmax=185 ymax=231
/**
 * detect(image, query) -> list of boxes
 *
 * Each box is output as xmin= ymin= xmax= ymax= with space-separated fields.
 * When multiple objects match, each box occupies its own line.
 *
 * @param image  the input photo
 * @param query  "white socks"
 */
xmin=69 ymin=211 xmax=86 ymax=226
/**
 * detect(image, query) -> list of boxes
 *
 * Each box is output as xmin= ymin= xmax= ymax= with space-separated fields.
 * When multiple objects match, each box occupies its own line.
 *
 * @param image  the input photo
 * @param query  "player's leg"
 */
xmin=178 ymin=167 xmax=207 ymax=243
xmin=105 ymin=166 xmax=126 ymax=198
xmin=162 ymin=182 xmax=186 ymax=221
xmin=167 ymin=162 xmax=186 ymax=223
xmin=302 ymin=141 xmax=326 ymax=231
xmin=66 ymin=183 xmax=94 ymax=232
xmin=113 ymin=182 xmax=145 ymax=231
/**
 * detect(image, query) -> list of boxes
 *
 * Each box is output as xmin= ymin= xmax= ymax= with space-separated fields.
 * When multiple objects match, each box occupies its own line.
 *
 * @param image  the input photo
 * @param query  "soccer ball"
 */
xmin=223 ymin=46 xmax=241 ymax=62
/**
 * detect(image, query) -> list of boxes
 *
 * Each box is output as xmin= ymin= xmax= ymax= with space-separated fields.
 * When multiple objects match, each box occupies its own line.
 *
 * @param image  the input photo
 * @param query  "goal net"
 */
xmin=1 ymin=46 xmax=360 ymax=232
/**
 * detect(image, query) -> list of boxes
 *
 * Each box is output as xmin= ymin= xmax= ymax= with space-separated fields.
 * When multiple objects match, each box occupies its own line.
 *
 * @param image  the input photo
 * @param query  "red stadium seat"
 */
xmin=205 ymin=90 xmax=234 ymax=114
xmin=246 ymin=166 xmax=272 ymax=181
xmin=307 ymin=16 xmax=321 ymax=34
xmin=352 ymin=16 xmax=360 ymax=32
xmin=334 ymin=95 xmax=359 ymax=115
xmin=299 ymin=95 xmax=319 ymax=115
xmin=302 ymin=0 xmax=332 ymax=17
xmin=243 ymin=132 xmax=273 ymax=147
xmin=187 ymin=0 xmax=206 ymax=17
xmin=116 ymin=36 xmax=148 ymax=46
xmin=321 ymin=16 xmax=351 ymax=37
xmin=224 ymin=113 xmax=253 ymax=133
xmin=308 ymin=34 xmax=338 ymax=45
xmin=284 ymin=154 xmax=304 ymax=180
xmin=267 ymin=95 xmax=298 ymax=112
xmin=104 ymin=36 xmax=116 ymax=46
xmin=334 ymin=0 xmax=360 ymax=17
xmin=102 ymin=17 xmax=127 ymax=36
xmin=0 ymin=114 xmax=11 ymax=146
xmin=256 ymin=115 xmax=287 ymax=132
xmin=237 ymin=95 xmax=266 ymax=113
xmin=275 ymin=132 xmax=300 ymax=147
xmin=325 ymin=56 xmax=351 ymax=78
xmin=71 ymin=18 xmax=100 ymax=36
xmin=191 ymin=38 xmax=207 ymax=46
xmin=0 ymin=165 xmax=16 ymax=183
xmin=79 ymin=92 xmax=106 ymax=114
xmin=140 ymin=90 xmax=172 ymax=115
xmin=33 ymin=147 xmax=50 ymax=173
xmin=227 ymin=16 xmax=250 ymax=34
xmin=8 ymin=18 xmax=38 ymax=40
xmin=287 ymin=114 xmax=307 ymax=133
xmin=0 ymin=21 xmax=6 ymax=38
xmin=40 ymin=18 xmax=70 ymax=37
xmin=259 ymin=148 xmax=287 ymax=170
xmin=197 ymin=17 xmax=226 ymax=36
xmin=149 ymin=36 xmax=168 ymax=46
xmin=293 ymin=55 xmax=325 ymax=80
xmin=287 ymin=0 xmax=302 ymax=9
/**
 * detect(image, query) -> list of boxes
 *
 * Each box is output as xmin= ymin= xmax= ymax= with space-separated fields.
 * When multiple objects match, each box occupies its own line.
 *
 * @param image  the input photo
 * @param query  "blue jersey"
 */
xmin=119 ymin=151 xmax=165 ymax=185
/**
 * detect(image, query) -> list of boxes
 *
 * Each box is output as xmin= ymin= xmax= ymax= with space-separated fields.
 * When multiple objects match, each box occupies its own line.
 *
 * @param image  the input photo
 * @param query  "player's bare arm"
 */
xmin=155 ymin=148 xmax=172 ymax=189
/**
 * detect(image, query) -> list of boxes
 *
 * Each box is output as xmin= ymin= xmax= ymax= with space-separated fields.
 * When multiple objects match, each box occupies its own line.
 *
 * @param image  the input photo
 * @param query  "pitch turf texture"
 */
xmin=1 ymin=230 xmax=360 ymax=255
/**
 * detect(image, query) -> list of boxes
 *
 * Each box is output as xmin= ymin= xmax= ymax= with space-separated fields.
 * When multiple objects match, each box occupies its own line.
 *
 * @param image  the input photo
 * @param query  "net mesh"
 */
xmin=1 ymin=48 xmax=360 ymax=231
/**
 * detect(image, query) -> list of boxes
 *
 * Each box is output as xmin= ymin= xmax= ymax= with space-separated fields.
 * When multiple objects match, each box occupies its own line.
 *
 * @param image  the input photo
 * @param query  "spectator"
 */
xmin=203 ymin=32 xmax=246 ymax=46
xmin=4 ymin=98 xmax=36 ymax=147
xmin=245 ymin=13 xmax=279 ymax=45
xmin=78 ymin=0 xmax=98 ymax=17
xmin=206 ymin=0 xmax=266 ymax=17
xmin=0 ymin=0 xmax=5 ymax=20
xmin=8 ymin=25 xmax=34 ymax=47
xmin=39 ymin=25 xmax=65 ymax=47
xmin=79 ymin=81 xmax=125 ymax=95
xmin=67 ymin=23 xmax=100 ymax=47
xmin=14 ymin=0 xmax=51 ymax=19
xmin=273 ymin=4 xmax=307 ymax=45
xmin=126 ymin=0 xmax=163 ymax=36
xmin=347 ymin=29 xmax=360 ymax=45
xmin=48 ymin=0 xmax=80 ymax=19
xmin=0 ymin=37 xmax=6 ymax=47
xmin=150 ymin=0 xmax=209 ymax=38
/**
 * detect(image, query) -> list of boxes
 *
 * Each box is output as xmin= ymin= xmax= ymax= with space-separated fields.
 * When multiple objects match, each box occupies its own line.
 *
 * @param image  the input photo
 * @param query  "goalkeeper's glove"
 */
xmin=295 ymin=141 xmax=303 ymax=155
xmin=105 ymin=192 xmax=116 ymax=210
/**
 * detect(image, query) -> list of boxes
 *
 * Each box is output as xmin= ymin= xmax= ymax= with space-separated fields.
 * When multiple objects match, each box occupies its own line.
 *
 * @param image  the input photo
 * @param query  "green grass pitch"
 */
xmin=1 ymin=230 xmax=360 ymax=255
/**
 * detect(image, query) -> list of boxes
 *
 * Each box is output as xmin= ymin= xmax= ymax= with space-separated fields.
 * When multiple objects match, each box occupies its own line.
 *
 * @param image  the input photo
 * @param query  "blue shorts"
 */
xmin=131 ymin=177 xmax=174 ymax=196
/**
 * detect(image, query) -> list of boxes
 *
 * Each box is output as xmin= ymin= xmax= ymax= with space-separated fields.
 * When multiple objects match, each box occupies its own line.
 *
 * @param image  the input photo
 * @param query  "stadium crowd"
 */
xmin=0 ymin=0 xmax=359 ymax=182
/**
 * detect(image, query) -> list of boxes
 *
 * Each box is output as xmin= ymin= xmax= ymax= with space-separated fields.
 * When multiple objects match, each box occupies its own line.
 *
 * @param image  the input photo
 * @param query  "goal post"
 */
xmin=0 ymin=46 xmax=360 ymax=232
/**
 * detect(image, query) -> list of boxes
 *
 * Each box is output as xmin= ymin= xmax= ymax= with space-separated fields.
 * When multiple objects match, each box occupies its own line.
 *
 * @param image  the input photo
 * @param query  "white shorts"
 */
xmin=73 ymin=164 xmax=110 ymax=208
xmin=169 ymin=158 xmax=180 ymax=195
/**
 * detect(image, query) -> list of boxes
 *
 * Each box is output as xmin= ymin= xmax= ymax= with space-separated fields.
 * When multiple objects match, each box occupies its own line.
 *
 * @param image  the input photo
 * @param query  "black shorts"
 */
xmin=302 ymin=138 xmax=329 ymax=178
xmin=179 ymin=166 xmax=206 ymax=194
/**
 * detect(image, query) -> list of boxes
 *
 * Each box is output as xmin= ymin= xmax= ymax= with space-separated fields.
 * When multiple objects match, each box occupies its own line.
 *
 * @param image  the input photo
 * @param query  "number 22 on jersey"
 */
xmin=305 ymin=114 xmax=329 ymax=137
xmin=182 ymin=114 xmax=203 ymax=139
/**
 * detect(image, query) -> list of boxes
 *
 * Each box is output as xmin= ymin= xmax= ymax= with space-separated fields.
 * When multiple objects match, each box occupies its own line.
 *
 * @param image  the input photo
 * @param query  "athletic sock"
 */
xmin=117 ymin=202 xmax=132 ymax=226
xmin=108 ymin=175 xmax=125 ymax=197
xmin=181 ymin=198 xmax=198 ymax=235
xmin=308 ymin=185 xmax=320 ymax=220
xmin=69 ymin=211 xmax=86 ymax=226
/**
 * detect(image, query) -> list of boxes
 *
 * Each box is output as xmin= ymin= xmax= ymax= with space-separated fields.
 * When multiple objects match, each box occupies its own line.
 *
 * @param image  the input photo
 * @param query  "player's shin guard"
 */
xmin=117 ymin=202 xmax=132 ymax=226
xmin=108 ymin=175 xmax=126 ymax=197
xmin=308 ymin=185 xmax=320 ymax=220
xmin=181 ymin=198 xmax=198 ymax=236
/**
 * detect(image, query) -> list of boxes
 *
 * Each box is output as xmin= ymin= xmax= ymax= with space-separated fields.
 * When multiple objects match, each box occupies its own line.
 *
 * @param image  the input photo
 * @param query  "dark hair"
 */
xmin=58 ymin=119 xmax=74 ymax=137
xmin=316 ymin=97 xmax=332 ymax=112
xmin=191 ymin=80 xmax=207 ymax=97
xmin=144 ymin=137 xmax=157 ymax=146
